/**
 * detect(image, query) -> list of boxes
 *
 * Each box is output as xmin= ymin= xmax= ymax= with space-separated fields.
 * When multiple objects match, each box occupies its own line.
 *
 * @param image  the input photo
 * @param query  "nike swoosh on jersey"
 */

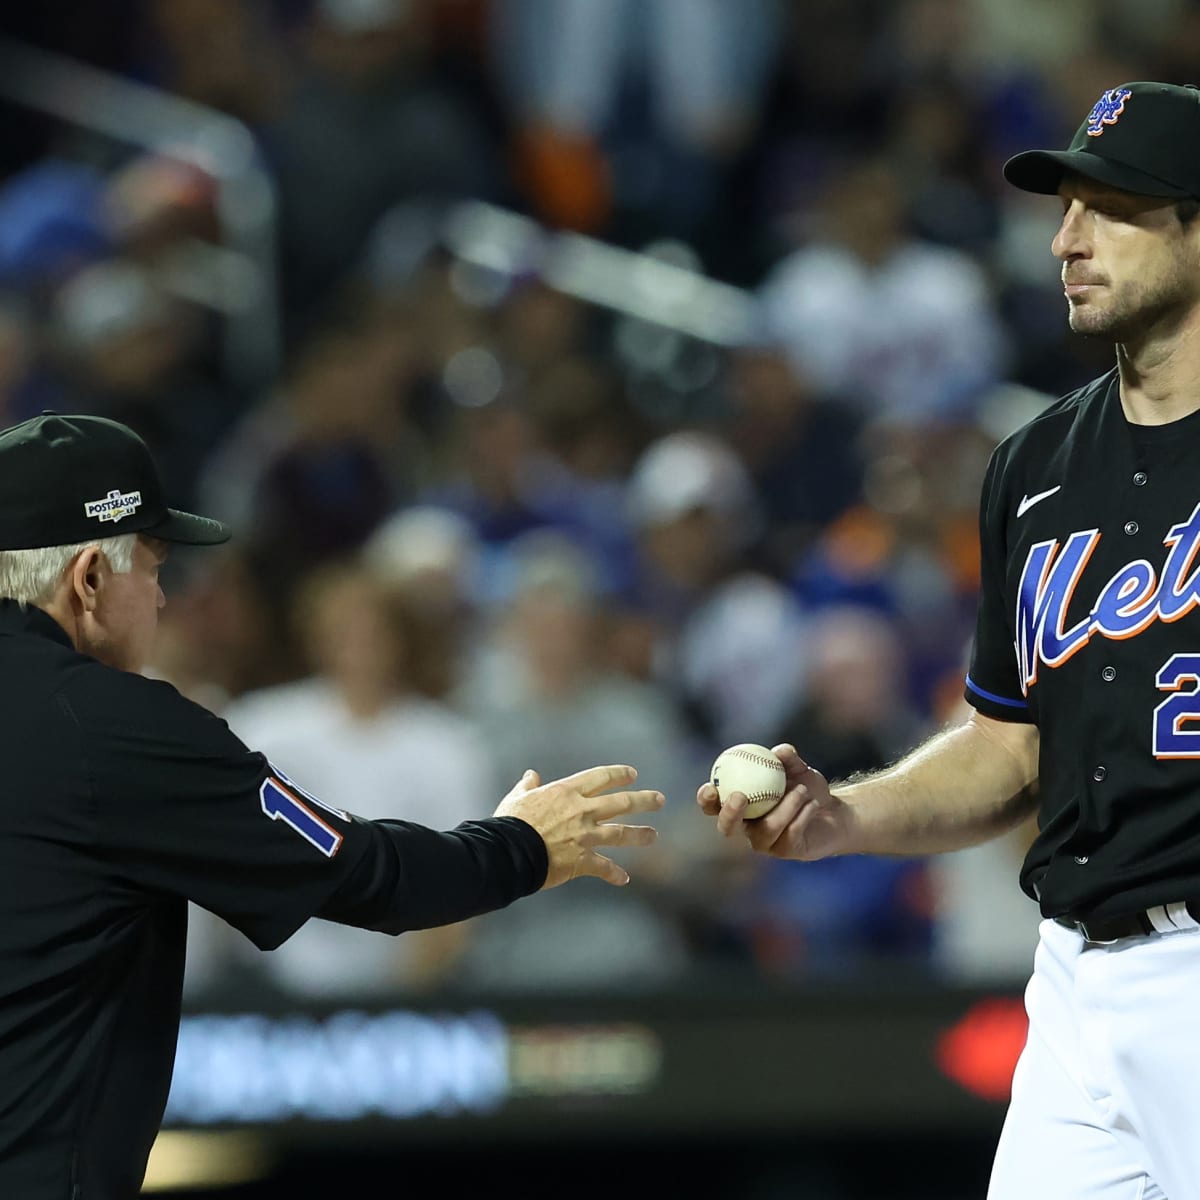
xmin=1017 ymin=486 xmax=1062 ymax=518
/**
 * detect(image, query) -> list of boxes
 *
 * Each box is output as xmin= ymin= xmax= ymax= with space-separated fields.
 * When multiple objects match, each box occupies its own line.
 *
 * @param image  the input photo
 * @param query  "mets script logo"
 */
xmin=83 ymin=488 xmax=142 ymax=524
xmin=1086 ymin=87 xmax=1133 ymax=137
xmin=1016 ymin=502 xmax=1200 ymax=690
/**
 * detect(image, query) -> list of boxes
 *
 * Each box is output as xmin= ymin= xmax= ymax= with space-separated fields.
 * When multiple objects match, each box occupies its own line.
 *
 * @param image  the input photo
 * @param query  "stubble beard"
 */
xmin=1067 ymin=301 xmax=1128 ymax=341
xmin=1070 ymin=286 xmax=1180 ymax=345
xmin=1067 ymin=260 xmax=1196 ymax=343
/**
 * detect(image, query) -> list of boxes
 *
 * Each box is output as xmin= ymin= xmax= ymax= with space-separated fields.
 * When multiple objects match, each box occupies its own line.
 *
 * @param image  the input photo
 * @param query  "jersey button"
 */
xmin=1124 ymin=521 xmax=1139 ymax=535
xmin=1093 ymin=765 xmax=1107 ymax=782
xmin=1101 ymin=665 xmax=1116 ymax=681
xmin=1133 ymin=471 xmax=1148 ymax=486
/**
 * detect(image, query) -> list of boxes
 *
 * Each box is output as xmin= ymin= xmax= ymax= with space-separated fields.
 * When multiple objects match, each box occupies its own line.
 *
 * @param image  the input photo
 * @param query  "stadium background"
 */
xmin=0 ymin=1 xmax=1189 ymax=1196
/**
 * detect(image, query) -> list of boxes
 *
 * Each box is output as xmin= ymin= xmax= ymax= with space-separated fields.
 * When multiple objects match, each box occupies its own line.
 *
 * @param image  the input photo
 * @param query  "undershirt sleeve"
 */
xmin=965 ymin=445 xmax=1034 ymax=723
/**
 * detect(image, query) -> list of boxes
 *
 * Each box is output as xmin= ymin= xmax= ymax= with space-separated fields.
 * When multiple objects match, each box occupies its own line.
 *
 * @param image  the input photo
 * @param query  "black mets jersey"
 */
xmin=0 ymin=601 xmax=546 ymax=1199
xmin=966 ymin=366 xmax=1200 ymax=922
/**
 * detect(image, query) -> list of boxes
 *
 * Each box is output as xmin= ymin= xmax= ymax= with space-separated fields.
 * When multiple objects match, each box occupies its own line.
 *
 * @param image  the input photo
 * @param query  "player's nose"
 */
xmin=1052 ymin=200 xmax=1090 ymax=262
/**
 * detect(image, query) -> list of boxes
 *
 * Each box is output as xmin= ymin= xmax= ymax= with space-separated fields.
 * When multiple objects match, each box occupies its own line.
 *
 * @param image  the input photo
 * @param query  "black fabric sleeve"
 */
xmin=68 ymin=668 xmax=375 ymax=950
xmin=965 ymin=443 xmax=1035 ymax=723
xmin=316 ymin=816 xmax=549 ymax=932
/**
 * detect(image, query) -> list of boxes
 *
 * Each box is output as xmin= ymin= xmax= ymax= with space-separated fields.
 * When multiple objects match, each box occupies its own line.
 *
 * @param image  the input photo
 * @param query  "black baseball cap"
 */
xmin=0 ymin=412 xmax=231 ymax=551
xmin=1004 ymin=82 xmax=1200 ymax=198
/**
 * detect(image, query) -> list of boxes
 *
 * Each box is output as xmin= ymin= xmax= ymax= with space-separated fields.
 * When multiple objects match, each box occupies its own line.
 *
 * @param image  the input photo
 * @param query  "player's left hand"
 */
xmin=697 ymin=743 xmax=847 ymax=860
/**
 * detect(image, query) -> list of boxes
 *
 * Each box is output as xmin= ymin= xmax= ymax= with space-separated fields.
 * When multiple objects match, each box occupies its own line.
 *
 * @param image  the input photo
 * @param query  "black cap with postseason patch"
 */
xmin=1004 ymin=82 xmax=1200 ymax=198
xmin=0 ymin=411 xmax=230 ymax=550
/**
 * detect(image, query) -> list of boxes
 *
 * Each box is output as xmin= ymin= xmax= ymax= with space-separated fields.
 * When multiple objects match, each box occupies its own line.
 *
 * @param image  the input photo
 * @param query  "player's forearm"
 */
xmin=835 ymin=713 xmax=1039 ymax=857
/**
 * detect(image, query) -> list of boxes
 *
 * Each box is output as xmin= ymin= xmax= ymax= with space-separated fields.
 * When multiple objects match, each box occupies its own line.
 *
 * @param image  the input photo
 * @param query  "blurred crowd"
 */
xmin=3 ymin=0 xmax=1191 ymax=1002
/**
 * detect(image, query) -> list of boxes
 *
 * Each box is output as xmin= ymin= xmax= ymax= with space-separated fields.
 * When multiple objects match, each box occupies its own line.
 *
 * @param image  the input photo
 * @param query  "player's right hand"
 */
xmin=494 ymin=764 xmax=664 ymax=889
xmin=695 ymin=743 xmax=852 ymax=861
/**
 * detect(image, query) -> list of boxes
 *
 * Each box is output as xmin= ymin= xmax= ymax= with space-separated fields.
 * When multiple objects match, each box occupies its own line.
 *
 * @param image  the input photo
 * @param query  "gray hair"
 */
xmin=0 ymin=534 xmax=138 ymax=606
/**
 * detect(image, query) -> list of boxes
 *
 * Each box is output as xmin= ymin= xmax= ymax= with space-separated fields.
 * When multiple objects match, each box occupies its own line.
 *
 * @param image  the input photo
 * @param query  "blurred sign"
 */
xmin=165 ymin=1012 xmax=661 ymax=1125
xmin=935 ymin=997 xmax=1029 ymax=1102
xmin=165 ymin=984 xmax=1021 ymax=1147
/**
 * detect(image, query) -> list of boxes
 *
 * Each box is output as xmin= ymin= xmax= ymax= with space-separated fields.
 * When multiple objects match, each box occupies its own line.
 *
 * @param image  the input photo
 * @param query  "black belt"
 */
xmin=1055 ymin=899 xmax=1200 ymax=945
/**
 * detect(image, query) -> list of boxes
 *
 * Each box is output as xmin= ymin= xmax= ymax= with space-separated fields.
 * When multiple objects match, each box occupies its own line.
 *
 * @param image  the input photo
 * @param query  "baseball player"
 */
xmin=0 ymin=413 xmax=663 ymax=1199
xmin=698 ymin=81 xmax=1200 ymax=1199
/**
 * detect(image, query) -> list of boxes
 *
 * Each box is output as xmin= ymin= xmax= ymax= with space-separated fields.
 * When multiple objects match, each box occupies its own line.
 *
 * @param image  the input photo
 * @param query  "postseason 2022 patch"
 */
xmin=83 ymin=488 xmax=142 ymax=524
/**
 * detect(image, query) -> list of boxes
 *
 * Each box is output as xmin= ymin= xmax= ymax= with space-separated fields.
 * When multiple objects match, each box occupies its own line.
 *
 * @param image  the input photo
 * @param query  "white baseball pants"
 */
xmin=988 ymin=916 xmax=1200 ymax=1199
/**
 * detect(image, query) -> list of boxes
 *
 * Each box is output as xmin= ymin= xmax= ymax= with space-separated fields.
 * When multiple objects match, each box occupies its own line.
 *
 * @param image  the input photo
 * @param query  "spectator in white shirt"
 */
xmin=220 ymin=556 xmax=497 ymax=997
xmin=759 ymin=153 xmax=1008 ymax=428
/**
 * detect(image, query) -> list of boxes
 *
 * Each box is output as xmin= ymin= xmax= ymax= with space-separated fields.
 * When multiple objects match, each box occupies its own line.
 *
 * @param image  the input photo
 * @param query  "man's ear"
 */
xmin=69 ymin=546 xmax=105 ymax=613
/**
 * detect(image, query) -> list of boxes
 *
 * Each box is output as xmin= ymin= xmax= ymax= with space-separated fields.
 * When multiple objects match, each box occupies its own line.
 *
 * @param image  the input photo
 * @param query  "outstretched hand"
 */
xmin=495 ymin=764 xmax=664 ymax=888
xmin=695 ymin=743 xmax=852 ymax=861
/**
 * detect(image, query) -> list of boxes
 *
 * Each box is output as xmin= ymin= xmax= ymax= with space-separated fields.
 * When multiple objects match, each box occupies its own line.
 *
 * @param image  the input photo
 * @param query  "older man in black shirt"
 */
xmin=0 ymin=412 xmax=662 ymax=1199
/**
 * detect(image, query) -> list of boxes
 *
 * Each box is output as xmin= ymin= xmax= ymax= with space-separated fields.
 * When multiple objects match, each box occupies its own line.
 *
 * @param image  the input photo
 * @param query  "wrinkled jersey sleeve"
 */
xmin=965 ymin=446 xmax=1034 ymax=723
xmin=75 ymin=672 xmax=373 ymax=949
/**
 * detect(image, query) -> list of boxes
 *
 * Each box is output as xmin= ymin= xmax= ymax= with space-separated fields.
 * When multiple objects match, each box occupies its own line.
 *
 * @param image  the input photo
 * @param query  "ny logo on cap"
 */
xmin=1086 ymin=87 xmax=1133 ymax=137
xmin=84 ymin=488 xmax=143 ymax=524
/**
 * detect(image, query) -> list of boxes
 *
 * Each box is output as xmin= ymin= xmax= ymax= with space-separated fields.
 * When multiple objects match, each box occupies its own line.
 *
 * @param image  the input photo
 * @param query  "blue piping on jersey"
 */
xmin=965 ymin=675 xmax=1028 ymax=709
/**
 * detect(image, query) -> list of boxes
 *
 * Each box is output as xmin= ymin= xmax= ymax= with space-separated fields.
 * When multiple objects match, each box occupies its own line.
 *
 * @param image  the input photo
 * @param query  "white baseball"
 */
xmin=709 ymin=743 xmax=787 ymax=819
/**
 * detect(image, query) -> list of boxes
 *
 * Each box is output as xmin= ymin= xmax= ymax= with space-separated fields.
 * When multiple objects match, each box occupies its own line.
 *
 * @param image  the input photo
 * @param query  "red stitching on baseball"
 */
xmin=728 ymin=749 xmax=782 ymax=771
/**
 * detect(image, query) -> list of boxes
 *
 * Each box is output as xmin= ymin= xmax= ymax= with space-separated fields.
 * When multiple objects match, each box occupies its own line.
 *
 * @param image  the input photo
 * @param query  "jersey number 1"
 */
xmin=259 ymin=775 xmax=344 ymax=857
xmin=1153 ymin=654 xmax=1200 ymax=758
